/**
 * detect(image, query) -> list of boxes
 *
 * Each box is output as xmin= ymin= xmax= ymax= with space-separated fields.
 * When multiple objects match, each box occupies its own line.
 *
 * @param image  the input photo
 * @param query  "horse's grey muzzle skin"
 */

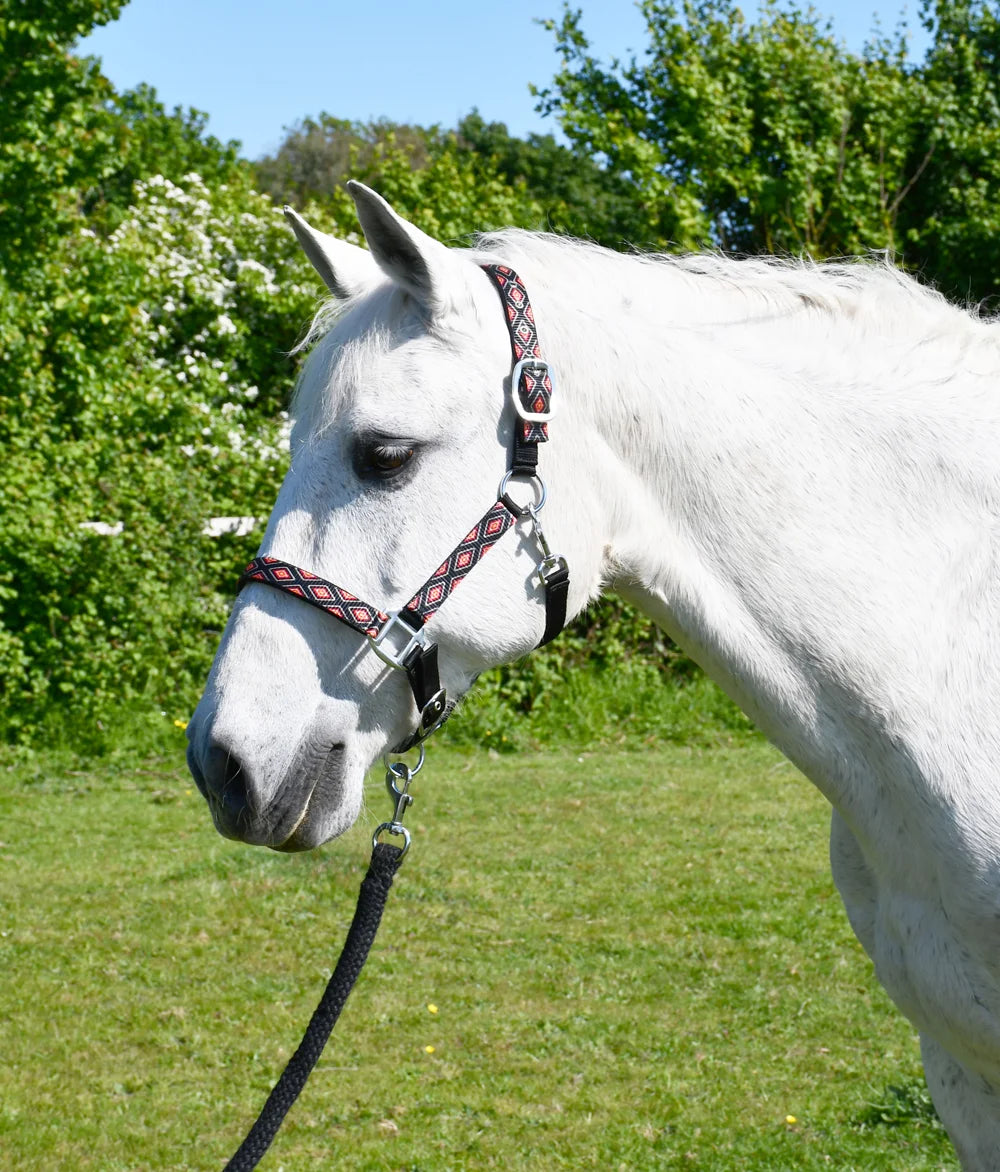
xmin=187 ymin=737 xmax=346 ymax=851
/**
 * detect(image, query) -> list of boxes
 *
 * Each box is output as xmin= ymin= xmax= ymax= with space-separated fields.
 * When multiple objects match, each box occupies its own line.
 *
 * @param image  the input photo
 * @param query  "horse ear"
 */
xmin=283 ymin=206 xmax=378 ymax=299
xmin=346 ymin=181 xmax=470 ymax=317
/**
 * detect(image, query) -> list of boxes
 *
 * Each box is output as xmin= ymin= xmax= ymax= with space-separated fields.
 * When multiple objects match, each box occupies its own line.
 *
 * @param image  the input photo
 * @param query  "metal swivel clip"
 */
xmin=372 ymin=744 xmax=425 ymax=858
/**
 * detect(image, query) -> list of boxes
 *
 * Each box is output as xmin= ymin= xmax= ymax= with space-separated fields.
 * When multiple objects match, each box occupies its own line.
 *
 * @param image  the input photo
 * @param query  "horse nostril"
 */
xmin=201 ymin=744 xmax=255 ymax=831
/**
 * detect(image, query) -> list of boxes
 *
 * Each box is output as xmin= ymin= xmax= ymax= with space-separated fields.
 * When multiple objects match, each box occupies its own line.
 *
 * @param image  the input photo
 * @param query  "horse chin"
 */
xmin=266 ymin=740 xmax=364 ymax=852
xmin=270 ymin=805 xmax=356 ymax=852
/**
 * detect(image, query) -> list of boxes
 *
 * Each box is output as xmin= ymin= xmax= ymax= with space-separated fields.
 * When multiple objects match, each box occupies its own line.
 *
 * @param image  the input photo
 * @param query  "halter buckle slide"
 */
xmin=369 ymin=611 xmax=427 ymax=671
xmin=511 ymin=358 xmax=556 ymax=422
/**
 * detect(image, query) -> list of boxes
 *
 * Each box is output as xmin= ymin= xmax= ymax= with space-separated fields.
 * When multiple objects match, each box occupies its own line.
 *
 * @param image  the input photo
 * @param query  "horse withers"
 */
xmin=186 ymin=183 xmax=1000 ymax=1169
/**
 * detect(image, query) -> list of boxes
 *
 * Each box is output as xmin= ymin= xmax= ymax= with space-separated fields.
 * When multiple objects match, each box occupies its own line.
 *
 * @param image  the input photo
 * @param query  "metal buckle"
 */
xmin=536 ymin=553 xmax=569 ymax=586
xmin=369 ymin=611 xmax=426 ymax=671
xmin=511 ymin=358 xmax=556 ymax=422
xmin=418 ymin=689 xmax=449 ymax=738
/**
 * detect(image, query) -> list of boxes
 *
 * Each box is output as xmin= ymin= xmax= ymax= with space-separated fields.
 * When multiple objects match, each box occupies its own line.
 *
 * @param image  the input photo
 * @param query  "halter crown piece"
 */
xmin=237 ymin=265 xmax=570 ymax=751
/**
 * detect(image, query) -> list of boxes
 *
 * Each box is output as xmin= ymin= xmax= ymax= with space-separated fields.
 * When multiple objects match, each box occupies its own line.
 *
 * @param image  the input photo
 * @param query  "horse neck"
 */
xmin=546 ymin=268 xmax=824 ymax=721
xmin=526 ymin=245 xmax=1000 ymax=779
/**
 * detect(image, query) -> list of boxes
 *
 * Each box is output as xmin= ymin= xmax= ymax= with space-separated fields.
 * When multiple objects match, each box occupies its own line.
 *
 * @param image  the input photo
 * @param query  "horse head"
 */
xmin=185 ymin=184 xmax=601 ymax=850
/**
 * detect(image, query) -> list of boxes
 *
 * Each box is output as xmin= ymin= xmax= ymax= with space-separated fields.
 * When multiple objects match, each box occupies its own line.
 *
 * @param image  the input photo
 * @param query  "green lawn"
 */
xmin=1 ymin=737 xmax=957 ymax=1171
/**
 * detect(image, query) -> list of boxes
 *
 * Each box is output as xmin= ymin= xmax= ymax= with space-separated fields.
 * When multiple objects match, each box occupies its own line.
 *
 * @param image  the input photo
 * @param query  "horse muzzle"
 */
xmin=187 ymin=734 xmax=349 ymax=852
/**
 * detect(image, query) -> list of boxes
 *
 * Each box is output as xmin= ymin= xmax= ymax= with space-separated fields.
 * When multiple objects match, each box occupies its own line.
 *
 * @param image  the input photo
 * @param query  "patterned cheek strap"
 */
xmin=236 ymin=264 xmax=567 ymax=749
xmin=481 ymin=263 xmax=552 ymax=471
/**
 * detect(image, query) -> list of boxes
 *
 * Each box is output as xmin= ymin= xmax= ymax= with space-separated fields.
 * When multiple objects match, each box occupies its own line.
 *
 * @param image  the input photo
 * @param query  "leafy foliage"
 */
xmin=254 ymin=115 xmax=434 ymax=206
xmin=538 ymin=0 xmax=1000 ymax=300
xmin=855 ymin=1077 xmax=944 ymax=1131
xmin=0 ymin=0 xmax=126 ymax=272
xmin=897 ymin=0 xmax=1000 ymax=300
xmin=0 ymin=171 xmax=317 ymax=739
xmin=87 ymin=83 xmax=245 ymax=224
xmin=454 ymin=111 xmax=652 ymax=246
xmin=255 ymin=114 xmax=549 ymax=239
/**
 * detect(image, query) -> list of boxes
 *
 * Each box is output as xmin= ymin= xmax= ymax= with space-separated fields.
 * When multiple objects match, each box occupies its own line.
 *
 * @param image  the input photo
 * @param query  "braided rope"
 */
xmin=223 ymin=843 xmax=404 ymax=1171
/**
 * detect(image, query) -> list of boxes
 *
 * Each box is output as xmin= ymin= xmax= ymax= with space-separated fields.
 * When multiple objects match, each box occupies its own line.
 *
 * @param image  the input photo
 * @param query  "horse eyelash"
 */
xmin=355 ymin=438 xmax=417 ymax=480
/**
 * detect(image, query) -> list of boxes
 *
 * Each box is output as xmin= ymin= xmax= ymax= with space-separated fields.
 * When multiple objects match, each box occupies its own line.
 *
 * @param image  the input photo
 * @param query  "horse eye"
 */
xmin=362 ymin=442 xmax=415 ymax=479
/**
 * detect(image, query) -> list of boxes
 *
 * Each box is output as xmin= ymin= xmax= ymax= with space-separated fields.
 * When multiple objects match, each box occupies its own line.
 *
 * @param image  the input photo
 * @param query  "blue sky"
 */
xmin=79 ymin=1 xmax=930 ymax=161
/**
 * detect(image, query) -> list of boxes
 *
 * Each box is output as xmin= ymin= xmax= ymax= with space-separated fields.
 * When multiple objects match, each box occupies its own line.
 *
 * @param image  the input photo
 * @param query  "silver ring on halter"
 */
xmin=499 ymin=469 xmax=547 ymax=516
xmin=382 ymin=743 xmax=425 ymax=779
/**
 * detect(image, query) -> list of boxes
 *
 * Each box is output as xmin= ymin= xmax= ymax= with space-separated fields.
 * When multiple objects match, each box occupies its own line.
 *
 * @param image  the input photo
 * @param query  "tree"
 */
xmin=254 ymin=116 xmax=433 ymax=207
xmin=454 ymin=110 xmax=651 ymax=245
xmin=0 ymin=170 xmax=318 ymax=739
xmin=536 ymin=0 xmax=1000 ymax=301
xmin=0 ymin=0 xmax=126 ymax=273
xmin=255 ymin=116 xmax=550 ymax=239
xmin=86 ymin=83 xmax=244 ymax=224
xmin=896 ymin=0 xmax=1000 ymax=300
xmin=537 ymin=2 xmax=926 ymax=254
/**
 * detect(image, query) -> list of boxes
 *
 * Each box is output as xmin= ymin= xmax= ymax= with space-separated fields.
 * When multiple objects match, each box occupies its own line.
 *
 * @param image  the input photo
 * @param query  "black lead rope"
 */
xmin=222 ymin=841 xmax=405 ymax=1172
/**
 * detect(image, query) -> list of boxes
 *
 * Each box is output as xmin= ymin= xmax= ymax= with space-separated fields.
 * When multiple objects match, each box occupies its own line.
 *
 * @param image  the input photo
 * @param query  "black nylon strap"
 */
xmin=538 ymin=564 xmax=569 ymax=648
xmin=222 ymin=843 xmax=405 ymax=1172
xmin=512 ymin=432 xmax=539 ymax=476
xmin=406 ymin=642 xmax=440 ymax=710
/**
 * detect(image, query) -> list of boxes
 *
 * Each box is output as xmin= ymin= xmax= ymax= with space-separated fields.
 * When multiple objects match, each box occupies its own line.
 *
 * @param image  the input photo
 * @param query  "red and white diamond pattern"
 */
xmin=403 ymin=500 xmax=516 ymax=620
xmin=239 ymin=556 xmax=389 ymax=638
xmin=482 ymin=263 xmax=551 ymax=445
xmin=238 ymin=501 xmax=516 ymax=635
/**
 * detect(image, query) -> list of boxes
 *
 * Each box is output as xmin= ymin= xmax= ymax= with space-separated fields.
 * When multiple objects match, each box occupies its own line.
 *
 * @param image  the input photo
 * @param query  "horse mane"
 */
xmin=473 ymin=228 xmax=986 ymax=335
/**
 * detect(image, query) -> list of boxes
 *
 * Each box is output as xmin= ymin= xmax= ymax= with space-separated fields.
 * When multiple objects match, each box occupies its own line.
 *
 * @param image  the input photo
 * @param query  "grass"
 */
xmin=0 ymin=732 xmax=958 ymax=1171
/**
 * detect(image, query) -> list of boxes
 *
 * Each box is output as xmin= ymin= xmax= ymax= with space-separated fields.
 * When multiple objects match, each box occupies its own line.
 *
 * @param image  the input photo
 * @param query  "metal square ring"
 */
xmin=369 ymin=612 xmax=427 ymax=671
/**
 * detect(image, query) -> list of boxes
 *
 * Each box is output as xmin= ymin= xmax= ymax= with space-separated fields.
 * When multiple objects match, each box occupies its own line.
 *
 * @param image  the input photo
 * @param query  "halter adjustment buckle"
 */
xmin=511 ymin=358 xmax=556 ymax=422
xmin=537 ymin=553 xmax=570 ymax=586
xmin=418 ymin=688 xmax=449 ymax=739
xmin=369 ymin=611 xmax=427 ymax=671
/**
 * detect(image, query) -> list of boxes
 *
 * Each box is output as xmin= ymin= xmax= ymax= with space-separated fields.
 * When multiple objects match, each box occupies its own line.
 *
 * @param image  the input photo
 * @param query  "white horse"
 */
xmin=187 ymin=182 xmax=1000 ymax=1169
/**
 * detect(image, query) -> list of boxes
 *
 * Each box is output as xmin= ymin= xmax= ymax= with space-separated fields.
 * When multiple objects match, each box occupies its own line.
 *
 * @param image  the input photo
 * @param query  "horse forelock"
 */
xmin=290 ymin=281 xmax=419 ymax=437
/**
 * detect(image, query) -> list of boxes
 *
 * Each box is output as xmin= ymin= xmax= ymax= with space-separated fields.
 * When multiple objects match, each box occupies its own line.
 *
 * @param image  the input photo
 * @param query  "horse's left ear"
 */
xmin=347 ymin=181 xmax=473 ymax=319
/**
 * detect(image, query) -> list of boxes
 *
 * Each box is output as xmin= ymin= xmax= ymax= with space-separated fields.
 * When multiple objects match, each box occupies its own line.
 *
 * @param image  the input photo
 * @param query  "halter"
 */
xmin=237 ymin=265 xmax=570 ymax=751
